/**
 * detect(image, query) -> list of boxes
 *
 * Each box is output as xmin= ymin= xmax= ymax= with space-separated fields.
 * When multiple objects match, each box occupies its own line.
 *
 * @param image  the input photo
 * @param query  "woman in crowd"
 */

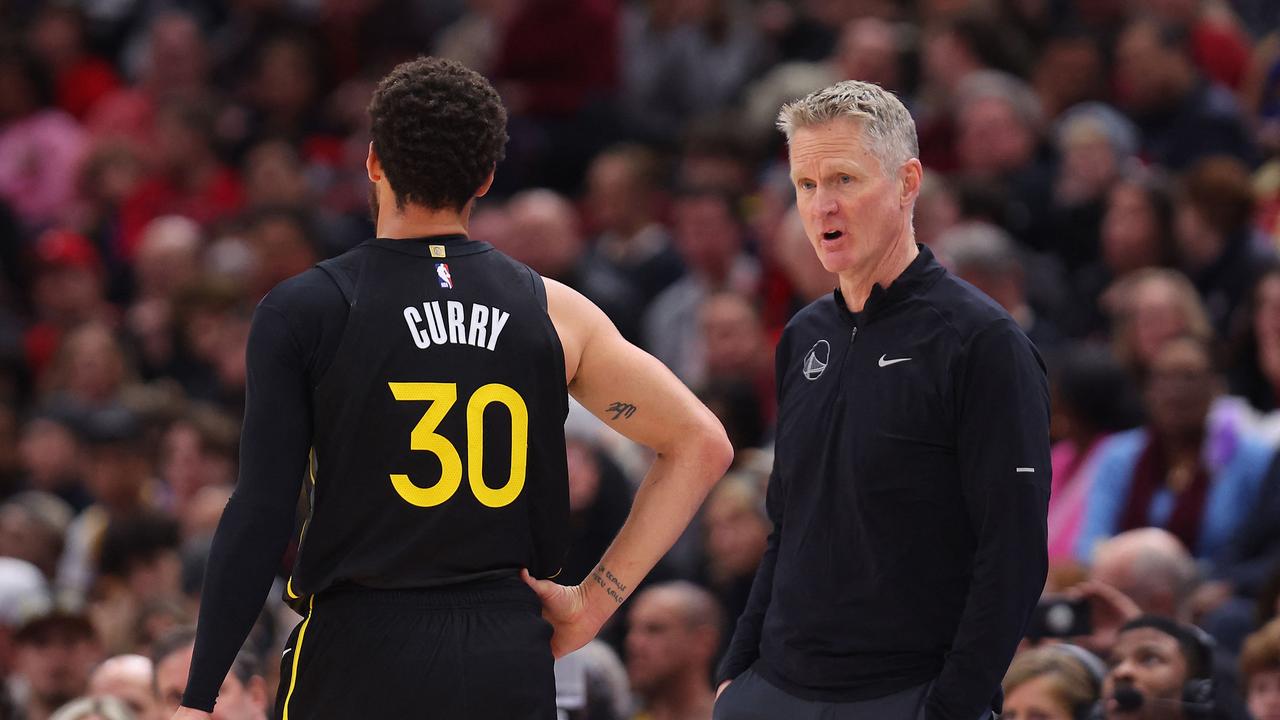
xmin=1077 ymin=336 xmax=1273 ymax=562
xmin=1001 ymin=645 xmax=1102 ymax=720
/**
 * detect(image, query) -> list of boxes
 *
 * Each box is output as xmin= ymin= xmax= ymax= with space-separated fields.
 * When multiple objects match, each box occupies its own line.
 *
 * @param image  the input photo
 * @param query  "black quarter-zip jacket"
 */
xmin=718 ymin=245 xmax=1050 ymax=719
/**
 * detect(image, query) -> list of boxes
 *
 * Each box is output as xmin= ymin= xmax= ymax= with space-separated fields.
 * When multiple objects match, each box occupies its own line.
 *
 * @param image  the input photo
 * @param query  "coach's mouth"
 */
xmin=822 ymin=230 xmax=844 ymax=241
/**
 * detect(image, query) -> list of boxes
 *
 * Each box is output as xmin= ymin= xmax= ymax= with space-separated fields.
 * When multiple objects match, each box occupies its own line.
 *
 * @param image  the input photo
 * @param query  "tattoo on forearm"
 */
xmin=590 ymin=565 xmax=628 ymax=605
xmin=606 ymin=401 xmax=637 ymax=420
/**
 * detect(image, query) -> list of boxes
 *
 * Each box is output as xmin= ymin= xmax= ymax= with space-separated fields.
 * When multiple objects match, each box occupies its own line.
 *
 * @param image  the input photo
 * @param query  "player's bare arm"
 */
xmin=522 ymin=278 xmax=733 ymax=657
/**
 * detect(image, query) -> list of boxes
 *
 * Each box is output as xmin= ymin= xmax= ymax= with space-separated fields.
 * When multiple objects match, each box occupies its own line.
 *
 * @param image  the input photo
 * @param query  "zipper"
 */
xmin=832 ymin=324 xmax=858 ymax=396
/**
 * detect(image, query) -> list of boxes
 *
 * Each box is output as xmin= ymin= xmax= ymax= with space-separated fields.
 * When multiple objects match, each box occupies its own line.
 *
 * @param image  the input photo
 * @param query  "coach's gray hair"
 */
xmin=776 ymin=80 xmax=919 ymax=176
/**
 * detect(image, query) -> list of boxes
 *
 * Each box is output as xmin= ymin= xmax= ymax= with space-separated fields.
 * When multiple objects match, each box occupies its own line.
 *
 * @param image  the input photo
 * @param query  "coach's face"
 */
xmin=789 ymin=118 xmax=919 ymax=277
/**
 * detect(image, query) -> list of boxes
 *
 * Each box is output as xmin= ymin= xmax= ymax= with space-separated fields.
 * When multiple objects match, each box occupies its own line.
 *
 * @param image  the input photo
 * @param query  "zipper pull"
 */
xmin=850 ymin=327 xmax=858 ymax=343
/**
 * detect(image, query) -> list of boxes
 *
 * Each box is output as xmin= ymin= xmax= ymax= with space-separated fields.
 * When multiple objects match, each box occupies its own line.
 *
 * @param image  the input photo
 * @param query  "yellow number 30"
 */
xmin=387 ymin=382 xmax=529 ymax=508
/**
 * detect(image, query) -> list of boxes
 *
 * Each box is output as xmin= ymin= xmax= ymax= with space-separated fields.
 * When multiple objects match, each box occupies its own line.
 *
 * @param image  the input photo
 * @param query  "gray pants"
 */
xmin=713 ymin=668 xmax=995 ymax=720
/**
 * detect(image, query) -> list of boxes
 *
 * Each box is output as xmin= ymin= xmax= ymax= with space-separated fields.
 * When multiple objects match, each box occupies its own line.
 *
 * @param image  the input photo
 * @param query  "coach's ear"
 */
xmin=475 ymin=166 xmax=496 ymax=199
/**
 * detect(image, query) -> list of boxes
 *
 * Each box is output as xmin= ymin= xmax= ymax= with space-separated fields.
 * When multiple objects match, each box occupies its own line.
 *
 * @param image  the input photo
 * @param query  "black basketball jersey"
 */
xmin=285 ymin=235 xmax=570 ymax=600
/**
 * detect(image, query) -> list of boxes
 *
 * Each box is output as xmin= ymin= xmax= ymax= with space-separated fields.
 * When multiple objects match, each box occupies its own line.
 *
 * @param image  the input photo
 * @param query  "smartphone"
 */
xmin=1026 ymin=596 xmax=1092 ymax=639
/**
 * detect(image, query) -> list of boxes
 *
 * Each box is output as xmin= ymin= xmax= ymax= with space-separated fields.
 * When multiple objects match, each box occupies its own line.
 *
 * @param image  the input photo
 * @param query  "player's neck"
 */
xmin=377 ymin=201 xmax=473 ymax=240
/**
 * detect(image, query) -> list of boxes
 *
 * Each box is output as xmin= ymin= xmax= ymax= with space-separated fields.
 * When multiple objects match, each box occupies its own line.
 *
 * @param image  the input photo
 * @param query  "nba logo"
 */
xmin=436 ymin=263 xmax=453 ymax=289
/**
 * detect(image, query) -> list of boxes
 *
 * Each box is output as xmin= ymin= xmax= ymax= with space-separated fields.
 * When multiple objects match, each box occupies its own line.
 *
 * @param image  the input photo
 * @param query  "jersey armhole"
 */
xmin=316 ymin=260 xmax=357 ymax=306
xmin=525 ymin=266 xmax=548 ymax=312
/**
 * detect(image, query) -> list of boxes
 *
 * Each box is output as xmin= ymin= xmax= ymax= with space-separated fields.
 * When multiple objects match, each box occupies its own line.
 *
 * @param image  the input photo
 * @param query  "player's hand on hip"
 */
xmin=172 ymin=708 xmax=213 ymax=720
xmin=521 ymin=569 xmax=604 ymax=658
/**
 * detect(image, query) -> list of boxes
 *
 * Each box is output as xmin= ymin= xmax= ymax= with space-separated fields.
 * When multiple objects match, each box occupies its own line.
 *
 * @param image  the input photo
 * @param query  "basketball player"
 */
xmin=172 ymin=57 xmax=733 ymax=720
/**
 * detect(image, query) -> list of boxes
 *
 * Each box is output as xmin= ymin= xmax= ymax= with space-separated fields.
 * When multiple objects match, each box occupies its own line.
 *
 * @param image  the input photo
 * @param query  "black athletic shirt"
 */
xmin=717 ymin=245 xmax=1050 ymax=720
xmin=182 ymin=235 xmax=570 ymax=712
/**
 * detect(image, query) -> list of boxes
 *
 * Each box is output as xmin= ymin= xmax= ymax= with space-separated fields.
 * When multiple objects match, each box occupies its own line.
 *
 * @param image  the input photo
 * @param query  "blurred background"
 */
xmin=1 ymin=0 xmax=1280 ymax=718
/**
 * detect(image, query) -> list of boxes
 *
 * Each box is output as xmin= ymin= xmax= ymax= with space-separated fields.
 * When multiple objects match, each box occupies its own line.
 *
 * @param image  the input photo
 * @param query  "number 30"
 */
xmin=387 ymin=382 xmax=529 ymax=508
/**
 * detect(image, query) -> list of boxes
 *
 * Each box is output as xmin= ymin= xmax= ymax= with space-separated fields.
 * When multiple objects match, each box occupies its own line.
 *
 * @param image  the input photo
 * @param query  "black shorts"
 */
xmin=273 ymin=575 xmax=556 ymax=719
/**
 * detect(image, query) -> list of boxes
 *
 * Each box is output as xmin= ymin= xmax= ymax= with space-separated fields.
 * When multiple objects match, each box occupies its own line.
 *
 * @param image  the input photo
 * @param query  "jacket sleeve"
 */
xmin=926 ymin=320 xmax=1051 ymax=720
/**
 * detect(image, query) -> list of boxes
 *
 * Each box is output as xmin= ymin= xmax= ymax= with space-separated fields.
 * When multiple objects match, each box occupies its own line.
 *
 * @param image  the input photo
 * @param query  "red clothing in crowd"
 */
xmin=119 ymin=168 xmax=244 ymax=258
xmin=55 ymin=58 xmax=121 ymax=120
xmin=492 ymin=0 xmax=619 ymax=118
xmin=1192 ymin=18 xmax=1251 ymax=91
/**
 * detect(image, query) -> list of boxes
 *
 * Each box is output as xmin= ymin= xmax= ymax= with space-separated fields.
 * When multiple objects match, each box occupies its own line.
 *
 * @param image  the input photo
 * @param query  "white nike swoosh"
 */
xmin=878 ymin=355 xmax=911 ymax=367
xmin=282 ymin=648 xmax=293 ymax=658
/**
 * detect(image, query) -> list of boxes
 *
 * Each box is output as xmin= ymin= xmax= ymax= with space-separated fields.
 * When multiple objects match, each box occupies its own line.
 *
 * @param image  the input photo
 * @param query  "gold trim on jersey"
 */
xmin=285 ymin=449 xmax=319 ymax=602
xmin=281 ymin=595 xmax=315 ymax=720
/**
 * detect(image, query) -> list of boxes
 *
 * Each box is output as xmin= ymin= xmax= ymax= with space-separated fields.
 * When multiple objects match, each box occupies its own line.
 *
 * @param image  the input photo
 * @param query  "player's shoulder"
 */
xmin=259 ymin=265 xmax=348 ymax=322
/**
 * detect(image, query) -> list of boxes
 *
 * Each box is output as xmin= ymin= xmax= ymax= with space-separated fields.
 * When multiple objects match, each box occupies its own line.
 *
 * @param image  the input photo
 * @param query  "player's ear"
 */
xmin=475 ymin=166 xmax=497 ymax=199
xmin=366 ymin=142 xmax=382 ymax=183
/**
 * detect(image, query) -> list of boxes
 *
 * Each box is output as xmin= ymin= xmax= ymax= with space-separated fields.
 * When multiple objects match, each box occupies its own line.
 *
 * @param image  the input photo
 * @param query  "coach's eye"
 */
xmin=839 ymin=175 xmax=852 ymax=184
xmin=798 ymin=180 xmax=816 ymax=191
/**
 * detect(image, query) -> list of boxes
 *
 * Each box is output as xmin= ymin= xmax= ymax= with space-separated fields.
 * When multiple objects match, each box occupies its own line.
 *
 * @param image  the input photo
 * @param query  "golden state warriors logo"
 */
xmin=802 ymin=340 xmax=829 ymax=381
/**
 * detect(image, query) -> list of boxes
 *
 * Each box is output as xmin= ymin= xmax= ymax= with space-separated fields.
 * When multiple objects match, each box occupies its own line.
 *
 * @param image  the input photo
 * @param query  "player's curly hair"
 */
xmin=368 ymin=57 xmax=508 ymax=212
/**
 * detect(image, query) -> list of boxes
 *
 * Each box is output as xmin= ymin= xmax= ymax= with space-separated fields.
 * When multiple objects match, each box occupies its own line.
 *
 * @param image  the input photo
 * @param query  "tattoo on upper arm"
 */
xmin=590 ymin=564 xmax=628 ymax=605
xmin=606 ymin=401 xmax=637 ymax=420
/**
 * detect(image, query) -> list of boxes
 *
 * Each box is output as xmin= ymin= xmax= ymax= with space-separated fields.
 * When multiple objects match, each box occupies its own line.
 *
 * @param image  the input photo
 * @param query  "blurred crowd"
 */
xmin=2 ymin=0 xmax=1280 ymax=718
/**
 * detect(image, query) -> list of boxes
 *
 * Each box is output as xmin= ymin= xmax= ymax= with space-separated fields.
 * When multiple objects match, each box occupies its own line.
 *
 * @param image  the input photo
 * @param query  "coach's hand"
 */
xmin=521 ymin=569 xmax=608 ymax=658
xmin=172 ymin=708 xmax=213 ymax=720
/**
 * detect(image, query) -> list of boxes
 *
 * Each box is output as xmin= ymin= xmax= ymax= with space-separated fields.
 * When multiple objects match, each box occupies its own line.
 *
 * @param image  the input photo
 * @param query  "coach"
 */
xmin=713 ymin=80 xmax=1051 ymax=720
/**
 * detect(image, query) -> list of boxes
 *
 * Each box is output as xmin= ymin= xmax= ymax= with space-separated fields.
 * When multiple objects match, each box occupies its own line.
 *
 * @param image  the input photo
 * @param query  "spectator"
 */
xmin=1049 ymin=102 xmax=1140 ymax=272
xmin=938 ymin=222 xmax=1067 ymax=353
xmin=620 ymin=0 xmax=763 ymax=146
xmin=1174 ymin=156 xmax=1273 ymax=336
xmin=25 ymin=231 xmax=115 ymax=381
xmin=11 ymin=609 xmax=103 ymax=720
xmin=42 ymin=323 xmax=131 ymax=411
xmin=0 ymin=557 xmax=51 ymax=677
xmin=240 ymin=207 xmax=320 ymax=301
xmin=504 ymin=189 xmax=642 ymax=341
xmin=85 ymin=654 xmax=156 ymax=720
xmin=25 ymin=7 xmax=121 ymax=121
xmin=0 ymin=492 xmax=73 ymax=584
xmin=1132 ymin=0 xmax=1253 ymax=91
xmin=1108 ymin=269 xmax=1213 ymax=379
xmin=47 ymin=695 xmax=136 ymax=720
xmin=17 ymin=408 xmax=91 ymax=513
xmin=86 ymin=12 xmax=212 ymax=157
xmin=1077 ymin=338 xmax=1273 ymax=561
xmin=1074 ymin=170 xmax=1177 ymax=336
xmin=0 ymin=48 xmax=88 ymax=231
xmin=1047 ymin=346 xmax=1141 ymax=563
xmin=952 ymin=71 xmax=1055 ymax=249
xmin=626 ymin=582 xmax=722 ymax=720
xmin=1101 ymin=616 xmax=1216 ymax=720
xmin=698 ymin=292 xmax=773 ymax=420
xmin=157 ymin=408 xmax=238 ymax=523
xmin=1240 ymin=618 xmax=1280 ymax=720
xmin=151 ymin=628 xmax=267 ymax=720
xmin=700 ymin=474 xmax=769 ymax=650
xmin=1114 ymin=18 xmax=1256 ymax=171
xmin=1032 ymin=32 xmax=1106 ymax=121
xmin=57 ymin=405 xmax=162 ymax=603
xmin=1001 ymin=645 xmax=1102 ymax=720
xmin=584 ymin=145 xmax=686 ymax=306
xmin=118 ymin=97 xmax=244 ymax=260
xmin=1229 ymin=264 xmax=1280 ymax=415
xmin=643 ymin=189 xmax=758 ymax=385
xmin=1089 ymin=529 xmax=1199 ymax=622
